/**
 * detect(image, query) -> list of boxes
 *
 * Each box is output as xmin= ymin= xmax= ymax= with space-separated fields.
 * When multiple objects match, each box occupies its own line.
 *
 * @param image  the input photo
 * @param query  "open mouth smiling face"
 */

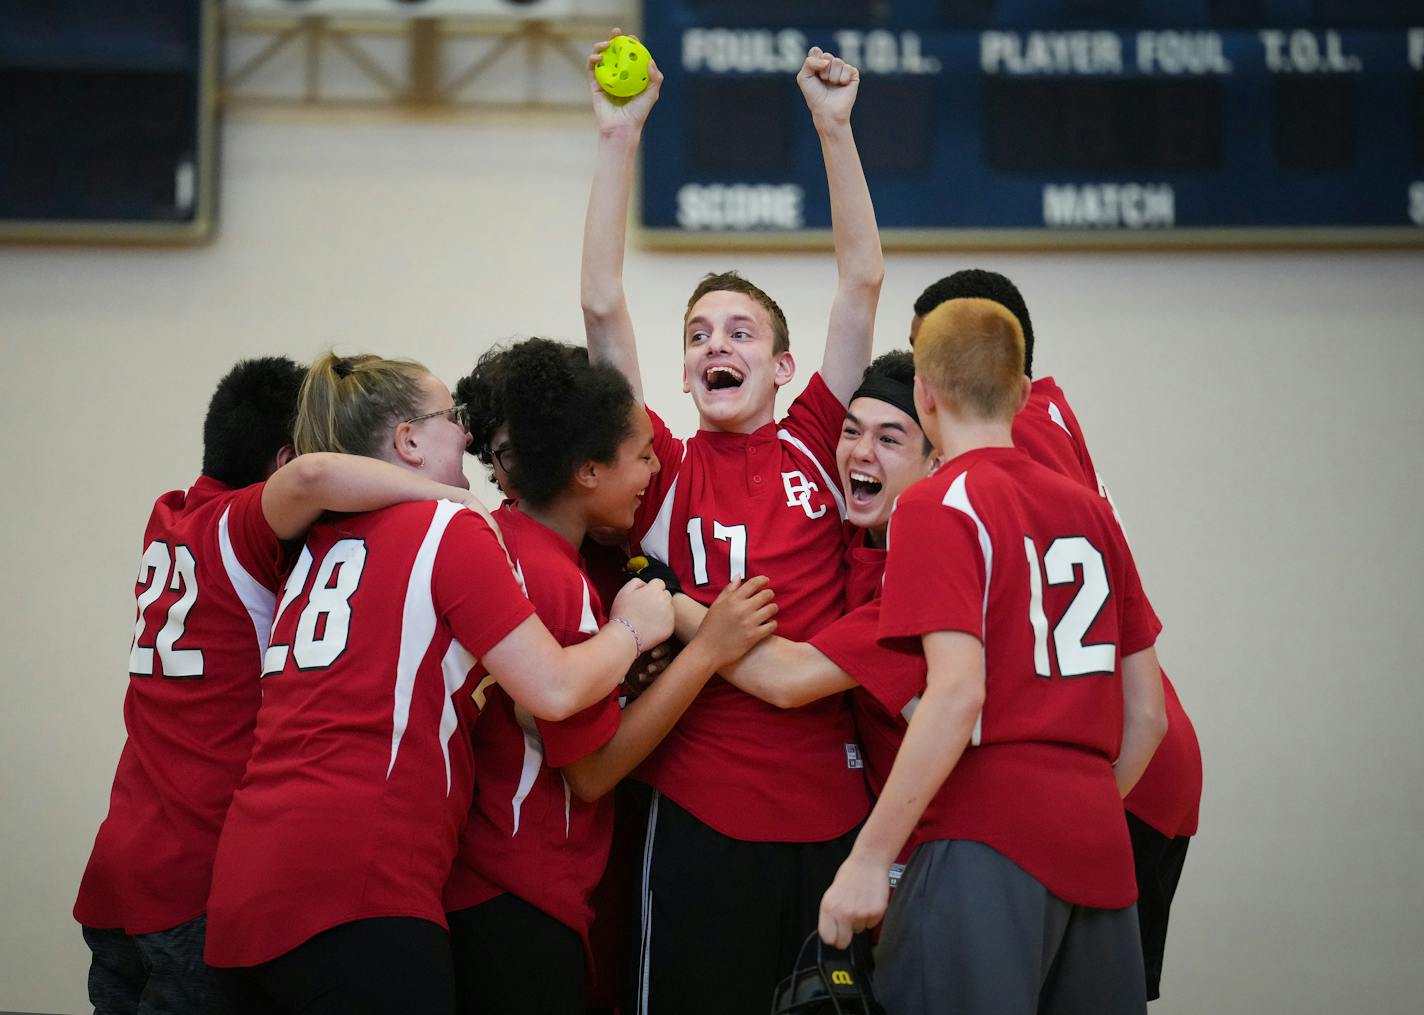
xmin=837 ymin=396 xmax=932 ymax=533
xmin=682 ymin=289 xmax=790 ymax=432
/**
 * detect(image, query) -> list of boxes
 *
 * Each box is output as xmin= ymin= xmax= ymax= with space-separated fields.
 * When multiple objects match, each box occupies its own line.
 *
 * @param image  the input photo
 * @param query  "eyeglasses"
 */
xmin=486 ymin=442 xmax=514 ymax=472
xmin=406 ymin=403 xmax=468 ymax=431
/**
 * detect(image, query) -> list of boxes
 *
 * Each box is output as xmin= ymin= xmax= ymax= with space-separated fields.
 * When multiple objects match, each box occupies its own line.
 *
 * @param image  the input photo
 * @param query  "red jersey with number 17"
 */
xmin=879 ymin=447 xmax=1161 ymax=908
xmin=205 ymin=500 xmax=534 ymax=968
xmin=630 ymin=374 xmax=870 ymax=842
xmin=75 ymin=477 xmax=287 ymax=936
xmin=444 ymin=504 xmax=621 ymax=949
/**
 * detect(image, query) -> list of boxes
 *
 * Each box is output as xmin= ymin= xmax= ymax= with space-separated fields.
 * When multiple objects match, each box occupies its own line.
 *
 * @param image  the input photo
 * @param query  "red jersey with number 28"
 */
xmin=879 ymin=447 xmax=1161 ymax=908
xmin=1015 ymin=377 xmax=1201 ymax=838
xmin=444 ymin=505 xmax=620 ymax=949
xmin=204 ymin=500 xmax=534 ymax=968
xmin=630 ymin=374 xmax=870 ymax=842
xmin=75 ymin=478 xmax=287 ymax=935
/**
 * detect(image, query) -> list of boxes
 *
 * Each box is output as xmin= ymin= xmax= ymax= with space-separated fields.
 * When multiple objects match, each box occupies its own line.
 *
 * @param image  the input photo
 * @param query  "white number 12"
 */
xmin=1024 ymin=535 xmax=1115 ymax=678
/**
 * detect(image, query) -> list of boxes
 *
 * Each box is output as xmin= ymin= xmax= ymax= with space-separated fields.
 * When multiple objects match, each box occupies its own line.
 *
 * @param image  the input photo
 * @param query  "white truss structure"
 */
xmin=224 ymin=0 xmax=635 ymax=111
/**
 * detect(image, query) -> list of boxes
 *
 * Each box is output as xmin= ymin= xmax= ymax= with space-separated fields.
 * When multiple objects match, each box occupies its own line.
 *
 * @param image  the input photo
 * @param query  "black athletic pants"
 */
xmin=1127 ymin=812 xmax=1192 ymax=1002
xmin=447 ymin=893 xmax=585 ymax=1015
xmin=629 ymin=789 xmax=861 ymax=1015
xmin=213 ymin=916 xmax=455 ymax=1015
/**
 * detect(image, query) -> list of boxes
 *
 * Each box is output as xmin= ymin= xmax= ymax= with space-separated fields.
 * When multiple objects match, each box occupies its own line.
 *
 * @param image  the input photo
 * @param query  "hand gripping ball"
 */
xmin=596 ymin=35 xmax=653 ymax=98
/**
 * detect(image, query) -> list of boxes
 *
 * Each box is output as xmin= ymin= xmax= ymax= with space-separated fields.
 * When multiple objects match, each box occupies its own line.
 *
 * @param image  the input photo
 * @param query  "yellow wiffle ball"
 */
xmin=596 ymin=35 xmax=653 ymax=98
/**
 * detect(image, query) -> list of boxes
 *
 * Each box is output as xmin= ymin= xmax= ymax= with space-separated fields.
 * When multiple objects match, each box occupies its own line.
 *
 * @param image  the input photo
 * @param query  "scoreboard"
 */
xmin=637 ymin=1 xmax=1424 ymax=248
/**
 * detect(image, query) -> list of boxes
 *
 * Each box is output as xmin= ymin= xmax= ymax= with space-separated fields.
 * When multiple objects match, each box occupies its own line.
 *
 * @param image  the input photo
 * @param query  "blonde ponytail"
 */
xmin=294 ymin=352 xmax=429 ymax=457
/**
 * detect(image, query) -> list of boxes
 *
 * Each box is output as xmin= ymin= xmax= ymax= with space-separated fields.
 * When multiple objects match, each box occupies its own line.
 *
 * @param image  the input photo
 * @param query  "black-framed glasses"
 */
xmin=486 ymin=442 xmax=514 ymax=472
xmin=406 ymin=403 xmax=468 ymax=431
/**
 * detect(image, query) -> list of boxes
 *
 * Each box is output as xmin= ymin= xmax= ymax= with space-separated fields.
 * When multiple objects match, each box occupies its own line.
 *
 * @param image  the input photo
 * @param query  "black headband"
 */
xmin=851 ymin=373 xmax=919 ymax=427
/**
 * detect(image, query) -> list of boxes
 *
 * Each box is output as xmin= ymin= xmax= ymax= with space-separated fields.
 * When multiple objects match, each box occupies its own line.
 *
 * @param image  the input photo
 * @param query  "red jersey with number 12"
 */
xmin=879 ymin=447 xmax=1161 ymax=908
xmin=1015 ymin=377 xmax=1201 ymax=838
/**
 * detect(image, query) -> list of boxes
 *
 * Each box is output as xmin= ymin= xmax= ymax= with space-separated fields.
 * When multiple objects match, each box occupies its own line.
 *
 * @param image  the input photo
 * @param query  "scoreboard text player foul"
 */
xmin=639 ymin=0 xmax=1424 ymax=248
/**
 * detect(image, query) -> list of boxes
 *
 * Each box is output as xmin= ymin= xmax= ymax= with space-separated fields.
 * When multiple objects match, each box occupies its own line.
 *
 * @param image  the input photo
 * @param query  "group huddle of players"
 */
xmin=73 ymin=35 xmax=1202 ymax=1015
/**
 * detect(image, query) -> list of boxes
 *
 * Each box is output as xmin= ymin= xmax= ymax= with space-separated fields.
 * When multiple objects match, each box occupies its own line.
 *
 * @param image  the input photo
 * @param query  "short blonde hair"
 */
xmin=294 ymin=352 xmax=429 ymax=457
xmin=913 ymin=298 xmax=1025 ymax=421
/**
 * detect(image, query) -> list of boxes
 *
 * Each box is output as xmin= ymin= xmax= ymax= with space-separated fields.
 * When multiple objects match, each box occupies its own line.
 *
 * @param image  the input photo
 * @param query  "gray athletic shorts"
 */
xmin=875 ymin=839 xmax=1146 ymax=1015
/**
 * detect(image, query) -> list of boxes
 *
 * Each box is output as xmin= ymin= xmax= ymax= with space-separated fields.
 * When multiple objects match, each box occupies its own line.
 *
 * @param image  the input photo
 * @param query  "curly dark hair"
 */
xmin=455 ymin=346 xmax=513 ymax=469
xmin=914 ymin=269 xmax=1035 ymax=378
xmin=201 ymin=357 xmax=306 ymax=488
xmin=459 ymin=339 xmax=637 ymax=507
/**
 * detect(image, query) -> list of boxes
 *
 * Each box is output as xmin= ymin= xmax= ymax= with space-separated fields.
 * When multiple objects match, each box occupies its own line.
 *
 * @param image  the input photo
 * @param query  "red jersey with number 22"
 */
xmin=205 ymin=500 xmax=534 ymax=967
xmin=444 ymin=504 xmax=620 ymax=949
xmin=879 ymin=447 xmax=1161 ymax=908
xmin=631 ymin=374 xmax=870 ymax=842
xmin=75 ymin=478 xmax=287 ymax=935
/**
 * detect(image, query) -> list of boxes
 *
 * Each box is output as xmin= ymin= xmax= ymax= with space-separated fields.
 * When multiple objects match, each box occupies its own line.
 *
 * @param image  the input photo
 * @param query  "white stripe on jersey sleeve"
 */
xmin=509 ymin=703 xmax=546 ymax=836
xmin=389 ymin=499 xmax=463 ymax=779
xmin=218 ymin=506 xmax=279 ymax=661
xmin=777 ymin=428 xmax=848 ymax=521
xmin=1048 ymin=400 xmax=1072 ymax=436
xmin=639 ymin=475 xmax=680 ymax=565
xmin=439 ymin=639 xmax=477 ymax=796
xmin=942 ymin=470 xmax=991 ymax=747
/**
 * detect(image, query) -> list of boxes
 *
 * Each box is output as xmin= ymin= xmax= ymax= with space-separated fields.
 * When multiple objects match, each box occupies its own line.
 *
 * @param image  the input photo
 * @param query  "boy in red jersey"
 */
xmin=819 ymin=300 xmax=1168 ymax=1015
xmin=75 ymin=358 xmax=502 ymax=1015
xmin=580 ymin=32 xmax=883 ymax=1013
xmin=668 ymin=351 xmax=933 ymax=803
xmin=913 ymin=269 xmax=1203 ymax=1001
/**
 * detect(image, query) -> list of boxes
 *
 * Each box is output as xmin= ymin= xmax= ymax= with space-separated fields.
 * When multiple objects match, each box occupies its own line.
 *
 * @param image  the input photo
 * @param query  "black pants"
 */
xmin=447 ymin=893 xmax=585 ymax=1015
xmin=629 ymin=789 xmax=859 ymax=1015
xmin=214 ymin=917 xmax=455 ymax=1015
xmin=1127 ymin=812 xmax=1192 ymax=1001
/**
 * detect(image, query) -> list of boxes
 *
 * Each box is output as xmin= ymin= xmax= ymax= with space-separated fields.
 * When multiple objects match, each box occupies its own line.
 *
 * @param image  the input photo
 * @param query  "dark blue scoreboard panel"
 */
xmin=638 ymin=1 xmax=1424 ymax=247
xmin=0 ymin=0 xmax=217 ymax=243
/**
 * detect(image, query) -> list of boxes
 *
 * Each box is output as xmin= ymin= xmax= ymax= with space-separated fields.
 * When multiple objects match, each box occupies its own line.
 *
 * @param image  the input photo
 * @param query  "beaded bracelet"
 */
xmin=611 ymin=616 xmax=643 ymax=656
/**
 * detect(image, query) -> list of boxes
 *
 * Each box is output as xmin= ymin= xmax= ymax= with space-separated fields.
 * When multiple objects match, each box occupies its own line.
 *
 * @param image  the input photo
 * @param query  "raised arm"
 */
xmin=817 ymin=630 xmax=984 ymax=948
xmin=797 ymin=47 xmax=883 ymax=404
xmin=672 ymin=592 xmax=853 ymax=708
xmin=580 ymin=30 xmax=664 ymax=401
xmin=561 ymin=577 xmax=777 ymax=802
xmin=261 ymin=451 xmax=495 ymax=541
xmin=1114 ymin=646 xmax=1167 ymax=796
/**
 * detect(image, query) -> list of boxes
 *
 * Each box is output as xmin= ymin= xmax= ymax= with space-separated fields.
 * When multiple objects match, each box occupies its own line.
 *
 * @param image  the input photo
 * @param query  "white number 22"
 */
xmin=128 ymin=540 xmax=204 ymax=678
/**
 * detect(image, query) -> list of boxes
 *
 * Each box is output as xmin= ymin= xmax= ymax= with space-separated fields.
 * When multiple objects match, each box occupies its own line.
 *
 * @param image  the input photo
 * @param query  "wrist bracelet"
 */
xmin=611 ymin=616 xmax=643 ymax=656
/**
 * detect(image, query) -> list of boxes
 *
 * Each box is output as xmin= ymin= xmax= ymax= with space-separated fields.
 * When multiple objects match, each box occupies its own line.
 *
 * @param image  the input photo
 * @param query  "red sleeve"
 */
xmin=539 ymin=693 xmax=622 ymax=769
xmin=779 ymin=372 xmax=847 ymax=478
xmin=877 ymin=495 xmax=986 ymax=643
xmin=632 ymin=406 xmax=685 ymax=540
xmin=810 ymin=600 xmax=925 ymax=715
xmin=433 ymin=508 xmax=537 ymax=658
xmin=1111 ymin=523 xmax=1162 ymax=656
xmin=223 ymin=482 xmax=288 ymax=590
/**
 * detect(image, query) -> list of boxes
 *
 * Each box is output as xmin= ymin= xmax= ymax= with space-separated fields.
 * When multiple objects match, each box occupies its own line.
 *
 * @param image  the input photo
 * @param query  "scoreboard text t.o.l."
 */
xmin=637 ymin=1 xmax=1424 ymax=248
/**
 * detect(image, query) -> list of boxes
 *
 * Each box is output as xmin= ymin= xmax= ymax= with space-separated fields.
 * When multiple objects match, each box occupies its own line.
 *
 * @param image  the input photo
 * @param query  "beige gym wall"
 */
xmin=1 ymin=112 xmax=1421 ymax=1014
